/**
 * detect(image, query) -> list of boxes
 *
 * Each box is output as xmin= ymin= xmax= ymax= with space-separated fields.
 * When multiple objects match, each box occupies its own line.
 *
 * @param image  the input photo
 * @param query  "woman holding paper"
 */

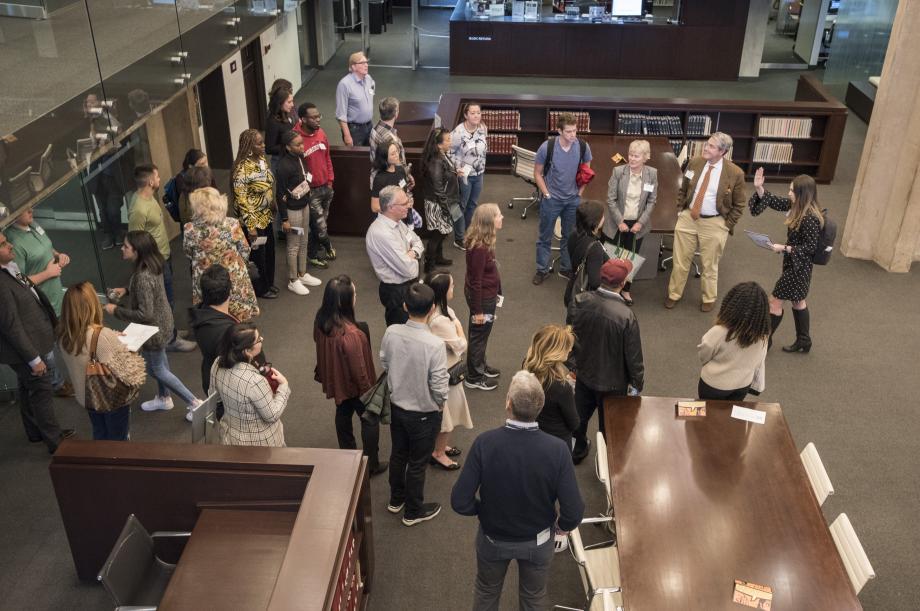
xmin=450 ymin=102 xmax=488 ymax=247
xmin=750 ymin=169 xmax=823 ymax=353
xmin=698 ymin=281 xmax=770 ymax=401
xmin=104 ymin=230 xmax=203 ymax=420
xmin=603 ymin=139 xmax=658 ymax=306
xmin=59 ymin=282 xmax=146 ymax=440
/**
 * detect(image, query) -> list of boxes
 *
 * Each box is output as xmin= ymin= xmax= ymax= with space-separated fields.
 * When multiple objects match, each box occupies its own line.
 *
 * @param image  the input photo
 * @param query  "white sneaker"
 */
xmin=287 ymin=280 xmax=310 ymax=295
xmin=141 ymin=396 xmax=174 ymax=412
xmin=298 ymin=273 xmax=322 ymax=287
xmin=185 ymin=399 xmax=202 ymax=422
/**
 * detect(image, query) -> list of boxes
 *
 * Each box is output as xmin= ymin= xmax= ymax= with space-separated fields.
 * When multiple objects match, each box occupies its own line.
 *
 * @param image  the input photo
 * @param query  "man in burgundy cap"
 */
xmin=566 ymin=258 xmax=645 ymax=464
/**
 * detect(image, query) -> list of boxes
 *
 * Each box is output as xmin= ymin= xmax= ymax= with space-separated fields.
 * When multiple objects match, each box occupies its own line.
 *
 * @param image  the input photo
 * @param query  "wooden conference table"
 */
xmin=603 ymin=396 xmax=861 ymax=610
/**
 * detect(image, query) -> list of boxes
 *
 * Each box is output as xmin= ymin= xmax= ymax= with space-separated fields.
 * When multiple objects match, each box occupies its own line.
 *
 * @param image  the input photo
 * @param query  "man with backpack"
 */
xmin=532 ymin=113 xmax=592 ymax=285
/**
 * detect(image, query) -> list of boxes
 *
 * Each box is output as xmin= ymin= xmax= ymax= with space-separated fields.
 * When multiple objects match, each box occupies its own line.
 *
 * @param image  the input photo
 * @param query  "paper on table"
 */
xmin=251 ymin=236 xmax=268 ymax=249
xmin=118 ymin=323 xmax=159 ymax=352
xmin=731 ymin=405 xmax=766 ymax=425
xmin=744 ymin=230 xmax=774 ymax=251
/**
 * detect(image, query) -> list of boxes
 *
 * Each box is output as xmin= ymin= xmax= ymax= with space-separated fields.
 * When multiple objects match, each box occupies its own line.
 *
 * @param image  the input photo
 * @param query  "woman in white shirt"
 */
xmin=450 ymin=102 xmax=488 ymax=249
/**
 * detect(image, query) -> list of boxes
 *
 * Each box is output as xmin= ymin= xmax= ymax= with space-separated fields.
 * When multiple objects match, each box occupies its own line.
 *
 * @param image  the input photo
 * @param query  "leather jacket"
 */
xmin=425 ymin=152 xmax=459 ymax=211
xmin=567 ymin=289 xmax=644 ymax=393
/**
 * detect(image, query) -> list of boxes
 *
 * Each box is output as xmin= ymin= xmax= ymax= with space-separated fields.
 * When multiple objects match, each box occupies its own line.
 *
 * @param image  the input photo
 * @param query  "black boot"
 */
xmin=769 ymin=312 xmax=783 ymax=350
xmin=783 ymin=308 xmax=812 ymax=353
xmin=434 ymin=235 xmax=452 ymax=266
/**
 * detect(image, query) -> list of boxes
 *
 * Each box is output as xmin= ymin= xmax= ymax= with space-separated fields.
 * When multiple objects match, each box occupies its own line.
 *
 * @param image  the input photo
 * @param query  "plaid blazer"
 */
xmin=210 ymin=360 xmax=291 ymax=447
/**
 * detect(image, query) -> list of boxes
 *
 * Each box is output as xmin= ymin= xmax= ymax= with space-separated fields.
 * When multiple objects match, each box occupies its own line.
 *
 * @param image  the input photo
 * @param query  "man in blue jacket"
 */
xmin=451 ymin=370 xmax=584 ymax=610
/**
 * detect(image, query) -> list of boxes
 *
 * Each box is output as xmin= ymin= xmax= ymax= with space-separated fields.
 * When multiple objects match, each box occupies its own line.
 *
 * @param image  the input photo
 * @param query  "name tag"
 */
xmin=305 ymin=171 xmax=313 ymax=183
xmin=536 ymin=527 xmax=551 ymax=546
xmin=643 ymin=183 xmax=655 ymax=193
xmin=684 ymin=170 xmax=695 ymax=180
xmin=398 ymin=179 xmax=407 ymax=188
xmin=35 ymin=225 xmax=46 ymax=235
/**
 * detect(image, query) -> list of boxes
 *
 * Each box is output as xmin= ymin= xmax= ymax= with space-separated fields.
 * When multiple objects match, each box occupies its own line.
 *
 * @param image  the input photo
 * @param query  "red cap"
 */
xmin=600 ymin=258 xmax=633 ymax=286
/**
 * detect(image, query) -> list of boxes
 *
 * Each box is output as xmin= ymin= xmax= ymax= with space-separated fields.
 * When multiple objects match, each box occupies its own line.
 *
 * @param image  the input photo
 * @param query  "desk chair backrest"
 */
xmin=9 ymin=167 xmax=33 ymax=209
xmin=568 ymin=526 xmax=591 ymax=593
xmin=97 ymin=514 xmax=159 ymax=606
xmin=800 ymin=442 xmax=834 ymax=506
xmin=830 ymin=513 xmax=875 ymax=595
xmin=511 ymin=145 xmax=537 ymax=184
xmin=595 ymin=432 xmax=612 ymax=509
xmin=30 ymin=144 xmax=53 ymax=192
xmin=190 ymin=392 xmax=219 ymax=443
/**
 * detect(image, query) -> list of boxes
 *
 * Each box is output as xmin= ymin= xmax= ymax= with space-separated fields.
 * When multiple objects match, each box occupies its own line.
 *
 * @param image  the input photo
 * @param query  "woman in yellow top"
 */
xmin=232 ymin=129 xmax=278 ymax=299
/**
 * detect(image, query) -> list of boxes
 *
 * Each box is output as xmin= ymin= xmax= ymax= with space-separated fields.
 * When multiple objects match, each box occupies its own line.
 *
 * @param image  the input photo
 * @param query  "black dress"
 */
xmin=536 ymin=379 xmax=580 ymax=449
xmin=749 ymin=191 xmax=821 ymax=302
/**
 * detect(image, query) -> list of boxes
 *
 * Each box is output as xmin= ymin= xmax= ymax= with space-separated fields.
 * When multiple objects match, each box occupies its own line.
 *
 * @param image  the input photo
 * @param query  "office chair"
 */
xmin=553 ymin=516 xmax=623 ymax=611
xmin=594 ymin=432 xmax=615 ymax=536
xmin=829 ymin=513 xmax=875 ymax=595
xmin=800 ymin=442 xmax=835 ymax=506
xmin=8 ymin=167 xmax=34 ymax=210
xmin=508 ymin=145 xmax=540 ymax=219
xmin=29 ymin=144 xmax=53 ymax=193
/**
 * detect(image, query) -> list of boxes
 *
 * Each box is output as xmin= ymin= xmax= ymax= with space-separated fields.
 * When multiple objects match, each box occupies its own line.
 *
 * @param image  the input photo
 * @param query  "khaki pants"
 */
xmin=667 ymin=210 xmax=729 ymax=304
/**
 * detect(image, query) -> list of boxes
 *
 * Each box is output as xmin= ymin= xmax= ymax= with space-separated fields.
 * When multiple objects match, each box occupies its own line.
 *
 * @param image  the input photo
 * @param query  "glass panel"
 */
xmin=824 ymin=0 xmax=898 ymax=84
xmin=235 ymin=0 xmax=278 ymax=42
xmin=177 ymin=0 xmax=240 ymax=82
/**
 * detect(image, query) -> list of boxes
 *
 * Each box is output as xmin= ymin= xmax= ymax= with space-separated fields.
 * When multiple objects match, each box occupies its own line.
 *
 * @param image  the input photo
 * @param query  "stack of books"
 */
xmin=617 ymin=113 xmax=683 ymax=136
xmin=487 ymin=133 xmax=519 ymax=155
xmin=481 ymin=109 xmax=521 ymax=131
xmin=687 ymin=114 xmax=713 ymax=136
xmin=758 ymin=116 xmax=812 ymax=139
xmin=754 ymin=141 xmax=794 ymax=163
xmin=548 ymin=111 xmax=591 ymax=132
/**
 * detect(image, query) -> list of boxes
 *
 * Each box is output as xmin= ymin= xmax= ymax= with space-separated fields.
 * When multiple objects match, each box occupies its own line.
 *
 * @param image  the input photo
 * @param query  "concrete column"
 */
xmin=841 ymin=0 xmax=920 ymax=272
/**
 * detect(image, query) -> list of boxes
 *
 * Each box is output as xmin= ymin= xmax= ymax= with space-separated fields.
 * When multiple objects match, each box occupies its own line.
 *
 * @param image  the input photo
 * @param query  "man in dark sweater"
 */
xmin=451 ymin=370 xmax=584 ymax=610
xmin=189 ymin=265 xmax=237 ymax=394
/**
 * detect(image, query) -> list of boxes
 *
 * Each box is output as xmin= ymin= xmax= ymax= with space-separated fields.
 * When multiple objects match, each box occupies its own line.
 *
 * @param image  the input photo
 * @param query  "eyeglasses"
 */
xmin=354 ymin=60 xmax=369 ymax=65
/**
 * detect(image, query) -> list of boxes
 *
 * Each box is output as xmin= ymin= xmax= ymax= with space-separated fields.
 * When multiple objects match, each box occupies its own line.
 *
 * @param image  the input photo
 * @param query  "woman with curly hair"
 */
xmin=232 ymin=129 xmax=277 ymax=299
xmin=697 ymin=281 xmax=770 ymax=401
xmin=463 ymin=203 xmax=503 ymax=391
xmin=523 ymin=324 xmax=579 ymax=449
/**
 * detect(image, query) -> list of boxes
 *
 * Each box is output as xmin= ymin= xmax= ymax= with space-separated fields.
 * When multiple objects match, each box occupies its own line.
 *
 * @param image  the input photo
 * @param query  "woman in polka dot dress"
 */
xmin=749 ymin=169 xmax=824 ymax=353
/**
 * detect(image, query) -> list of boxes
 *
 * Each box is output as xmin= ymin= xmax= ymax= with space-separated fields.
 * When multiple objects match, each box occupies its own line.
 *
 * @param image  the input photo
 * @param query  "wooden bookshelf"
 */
xmin=437 ymin=74 xmax=847 ymax=183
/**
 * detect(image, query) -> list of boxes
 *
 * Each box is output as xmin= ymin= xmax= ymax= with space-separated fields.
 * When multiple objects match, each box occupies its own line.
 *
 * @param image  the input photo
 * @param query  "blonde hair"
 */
xmin=348 ymin=52 xmax=367 ymax=69
xmin=190 ymin=187 xmax=228 ymax=224
xmin=522 ymin=324 xmax=575 ymax=387
xmin=786 ymin=175 xmax=825 ymax=231
xmin=59 ymin=282 xmax=103 ymax=356
xmin=629 ymin=139 xmax=651 ymax=161
xmin=464 ymin=203 xmax=501 ymax=251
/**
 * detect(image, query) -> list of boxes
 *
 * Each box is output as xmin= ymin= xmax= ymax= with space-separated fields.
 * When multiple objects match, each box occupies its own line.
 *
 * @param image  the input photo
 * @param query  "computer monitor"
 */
xmin=611 ymin=0 xmax=642 ymax=17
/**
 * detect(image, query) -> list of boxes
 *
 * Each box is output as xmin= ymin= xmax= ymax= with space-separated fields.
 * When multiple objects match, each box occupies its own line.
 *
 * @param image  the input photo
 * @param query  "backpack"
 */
xmin=162 ymin=176 xmax=181 ymax=222
xmin=542 ymin=136 xmax=588 ymax=177
xmin=812 ymin=209 xmax=835 ymax=265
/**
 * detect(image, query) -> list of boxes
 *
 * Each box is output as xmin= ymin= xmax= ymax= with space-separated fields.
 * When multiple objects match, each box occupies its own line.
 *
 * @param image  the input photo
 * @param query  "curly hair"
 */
xmin=522 ymin=324 xmax=575 ymax=387
xmin=715 ymin=281 xmax=771 ymax=348
xmin=232 ymin=129 xmax=264 ymax=177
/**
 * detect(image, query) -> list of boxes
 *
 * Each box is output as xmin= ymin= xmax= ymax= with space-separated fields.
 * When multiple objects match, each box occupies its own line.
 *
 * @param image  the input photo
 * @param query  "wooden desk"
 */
xmin=603 ymin=396 xmax=861 ymax=611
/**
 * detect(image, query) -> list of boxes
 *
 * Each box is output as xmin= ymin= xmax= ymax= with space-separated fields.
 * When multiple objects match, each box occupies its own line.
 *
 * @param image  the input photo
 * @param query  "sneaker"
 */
xmin=261 ymin=287 xmax=280 ymax=299
xmin=483 ymin=366 xmax=501 ymax=379
xmin=402 ymin=503 xmax=441 ymax=527
xmin=298 ymin=272 xmax=322 ymax=287
xmin=452 ymin=240 xmax=466 ymax=251
xmin=558 ymin=269 xmax=573 ymax=280
xmin=287 ymin=280 xmax=310 ymax=295
xmin=325 ymin=247 xmax=337 ymax=260
xmin=308 ymin=257 xmax=328 ymax=269
xmin=186 ymin=399 xmax=203 ymax=422
xmin=101 ymin=239 xmax=115 ymax=251
xmin=141 ymin=396 xmax=174 ymax=412
xmin=387 ymin=500 xmax=405 ymax=514
xmin=167 ymin=336 xmax=197 ymax=352
xmin=464 ymin=378 xmax=498 ymax=391
xmin=532 ymin=271 xmax=549 ymax=285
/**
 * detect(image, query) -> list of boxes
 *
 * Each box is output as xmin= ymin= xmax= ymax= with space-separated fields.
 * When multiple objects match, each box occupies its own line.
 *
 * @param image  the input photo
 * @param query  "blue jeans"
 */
xmin=454 ymin=173 xmax=484 ymax=242
xmin=162 ymin=256 xmax=175 ymax=311
xmin=140 ymin=348 xmax=197 ymax=405
xmin=87 ymin=404 xmax=130 ymax=440
xmin=536 ymin=195 xmax=579 ymax=273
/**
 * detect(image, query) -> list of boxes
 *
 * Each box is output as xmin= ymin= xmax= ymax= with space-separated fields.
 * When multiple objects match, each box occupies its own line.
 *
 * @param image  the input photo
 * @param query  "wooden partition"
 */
xmin=50 ymin=441 xmax=372 ymax=610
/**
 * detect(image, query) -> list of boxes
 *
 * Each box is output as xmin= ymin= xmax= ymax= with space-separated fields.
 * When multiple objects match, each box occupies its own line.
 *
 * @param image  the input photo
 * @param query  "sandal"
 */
xmin=429 ymin=456 xmax=461 ymax=470
xmin=445 ymin=446 xmax=462 ymax=457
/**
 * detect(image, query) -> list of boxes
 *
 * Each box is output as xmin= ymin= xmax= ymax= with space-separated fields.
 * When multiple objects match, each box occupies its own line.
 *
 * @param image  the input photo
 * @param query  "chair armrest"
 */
xmin=580 ymin=516 xmax=613 ymax=525
xmin=150 ymin=531 xmax=192 ymax=539
xmin=116 ymin=606 xmax=158 ymax=611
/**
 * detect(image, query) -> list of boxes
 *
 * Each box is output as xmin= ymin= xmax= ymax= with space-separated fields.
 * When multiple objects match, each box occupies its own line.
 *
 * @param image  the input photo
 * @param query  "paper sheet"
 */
xmin=731 ymin=405 xmax=766 ymax=425
xmin=744 ymin=230 xmax=774 ymax=251
xmin=118 ymin=323 xmax=159 ymax=352
xmin=251 ymin=236 xmax=268 ymax=250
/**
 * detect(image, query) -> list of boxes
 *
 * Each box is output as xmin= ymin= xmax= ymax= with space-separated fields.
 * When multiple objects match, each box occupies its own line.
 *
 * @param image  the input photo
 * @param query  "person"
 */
xmin=5 ymin=208 xmax=74 ymax=397
xmin=183 ymin=187 xmax=260 ymax=321
xmin=370 ymin=139 xmax=411 ymax=214
xmin=568 ymin=258 xmax=644 ymax=464
xmin=418 ymin=128 xmax=458 ymax=272
xmin=210 ymin=322 xmax=291 ymax=447
xmin=425 ymin=271 xmax=473 ymax=470
xmin=268 ymin=78 xmax=293 ymax=101
xmin=58 ymin=282 xmax=142 ymax=441
xmin=232 ymin=129 xmax=278 ymax=299
xmin=313 ymin=275 xmax=387 ymax=475
xmin=463 ymin=203 xmax=503 ymax=392
xmin=368 ymin=96 xmax=406 ymax=165
xmin=335 ymin=51 xmax=375 ymax=146
xmin=104 ymin=230 xmax=203 ymax=420
xmin=381 ymin=283 xmax=449 ymax=526
xmin=533 ymin=112 xmax=593 ymax=285
xmin=264 ymin=87 xmax=295 ymax=161
xmin=189 ymin=265 xmax=239 ymax=395
xmin=276 ymin=130 xmax=323 ymax=295
xmin=450 ymin=101 xmax=488 ymax=249
xmin=665 ymin=131 xmax=746 ymax=312
xmin=564 ymin=199 xmax=610 ymax=309
xmin=603 ymin=139 xmax=658 ymax=306
xmin=365 ymin=186 xmax=424 ymax=326
xmin=451 ymin=370 xmax=585 ymax=611
xmin=523 ymin=324 xmax=579 ymax=449
xmin=0 ymin=232 xmax=74 ymax=454
xmin=750 ymin=169 xmax=825 ymax=353
xmin=174 ymin=149 xmax=216 ymax=224
xmin=293 ymin=102 xmax=337 ymax=270
xmin=698 ymin=281 xmax=769 ymax=401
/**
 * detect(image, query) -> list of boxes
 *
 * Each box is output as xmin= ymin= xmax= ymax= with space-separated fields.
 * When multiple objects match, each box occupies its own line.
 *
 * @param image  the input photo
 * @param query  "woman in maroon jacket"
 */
xmin=463 ymin=203 xmax=503 ymax=391
xmin=314 ymin=275 xmax=387 ymax=475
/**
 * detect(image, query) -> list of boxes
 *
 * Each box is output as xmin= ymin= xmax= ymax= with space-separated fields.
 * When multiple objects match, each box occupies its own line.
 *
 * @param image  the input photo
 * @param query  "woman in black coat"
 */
xmin=564 ymin=199 xmax=610 ymax=308
xmin=523 ymin=324 xmax=580 ymax=450
xmin=418 ymin=128 xmax=459 ymax=273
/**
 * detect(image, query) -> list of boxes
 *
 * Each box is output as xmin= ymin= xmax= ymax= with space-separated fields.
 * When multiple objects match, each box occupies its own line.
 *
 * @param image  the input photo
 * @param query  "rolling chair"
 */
xmin=8 ymin=167 xmax=34 ymax=210
xmin=594 ymin=432 xmax=615 ymax=537
xmin=800 ymin=442 xmax=834 ymax=506
xmin=508 ymin=145 xmax=540 ymax=219
xmin=29 ymin=143 xmax=53 ymax=193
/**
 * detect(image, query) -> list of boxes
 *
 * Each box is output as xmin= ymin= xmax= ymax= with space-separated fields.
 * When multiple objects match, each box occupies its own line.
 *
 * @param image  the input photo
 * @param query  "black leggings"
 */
xmin=698 ymin=378 xmax=749 ymax=401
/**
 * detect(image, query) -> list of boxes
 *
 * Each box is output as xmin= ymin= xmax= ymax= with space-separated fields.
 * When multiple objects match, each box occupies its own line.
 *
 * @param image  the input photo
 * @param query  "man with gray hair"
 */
xmin=451 ymin=370 xmax=584 ymax=610
xmin=665 ymin=131 xmax=747 ymax=312
xmin=366 ymin=185 xmax=424 ymax=326
xmin=368 ymin=96 xmax=405 ymax=164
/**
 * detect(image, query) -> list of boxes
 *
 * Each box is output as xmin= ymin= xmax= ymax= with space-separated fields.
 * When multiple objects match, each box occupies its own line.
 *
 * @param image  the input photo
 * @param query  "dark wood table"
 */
xmin=603 ymin=396 xmax=861 ymax=611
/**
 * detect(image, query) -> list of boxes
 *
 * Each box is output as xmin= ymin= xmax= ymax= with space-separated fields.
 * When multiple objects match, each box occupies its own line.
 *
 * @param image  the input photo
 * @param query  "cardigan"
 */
xmin=698 ymin=325 xmax=767 ymax=393
xmin=314 ymin=322 xmax=377 ymax=404
xmin=464 ymin=246 xmax=501 ymax=314
xmin=113 ymin=268 xmax=174 ymax=350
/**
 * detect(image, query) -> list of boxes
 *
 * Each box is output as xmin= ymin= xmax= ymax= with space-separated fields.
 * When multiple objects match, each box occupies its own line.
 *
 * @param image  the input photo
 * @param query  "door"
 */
xmin=242 ymin=39 xmax=266 ymax=130
xmin=197 ymin=71 xmax=233 ymax=170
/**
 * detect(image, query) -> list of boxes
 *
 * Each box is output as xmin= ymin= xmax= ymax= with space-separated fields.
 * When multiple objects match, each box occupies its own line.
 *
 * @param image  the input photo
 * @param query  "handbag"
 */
xmin=603 ymin=235 xmax=646 ymax=283
xmin=448 ymin=360 xmax=467 ymax=386
xmin=85 ymin=327 xmax=146 ymax=413
xmin=424 ymin=199 xmax=453 ymax=235
xmin=571 ymin=240 xmax=602 ymax=300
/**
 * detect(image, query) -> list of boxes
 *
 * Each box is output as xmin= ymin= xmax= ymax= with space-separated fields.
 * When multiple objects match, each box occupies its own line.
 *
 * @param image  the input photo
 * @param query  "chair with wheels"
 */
xmin=829 ymin=513 xmax=875 ymax=596
xmin=508 ymin=145 xmax=540 ymax=219
xmin=800 ymin=442 xmax=834 ymax=506
xmin=554 ymin=516 xmax=623 ymax=611
xmin=97 ymin=514 xmax=191 ymax=610
xmin=29 ymin=143 xmax=53 ymax=193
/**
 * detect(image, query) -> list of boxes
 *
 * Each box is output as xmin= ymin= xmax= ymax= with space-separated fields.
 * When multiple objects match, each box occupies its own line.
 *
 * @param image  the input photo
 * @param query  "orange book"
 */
xmin=733 ymin=579 xmax=773 ymax=610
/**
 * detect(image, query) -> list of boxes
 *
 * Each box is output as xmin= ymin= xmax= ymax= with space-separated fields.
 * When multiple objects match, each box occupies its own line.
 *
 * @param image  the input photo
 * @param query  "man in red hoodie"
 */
xmin=294 ymin=102 xmax=336 ymax=269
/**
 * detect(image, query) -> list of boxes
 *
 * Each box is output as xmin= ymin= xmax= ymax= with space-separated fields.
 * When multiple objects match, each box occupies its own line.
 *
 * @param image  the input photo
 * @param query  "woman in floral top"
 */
xmin=232 ymin=129 xmax=278 ymax=299
xmin=183 ymin=187 xmax=259 ymax=321
xmin=450 ymin=102 xmax=488 ymax=248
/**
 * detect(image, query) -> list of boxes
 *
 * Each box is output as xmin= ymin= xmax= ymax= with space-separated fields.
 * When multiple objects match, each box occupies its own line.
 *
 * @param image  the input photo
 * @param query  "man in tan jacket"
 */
xmin=665 ymin=132 xmax=746 ymax=312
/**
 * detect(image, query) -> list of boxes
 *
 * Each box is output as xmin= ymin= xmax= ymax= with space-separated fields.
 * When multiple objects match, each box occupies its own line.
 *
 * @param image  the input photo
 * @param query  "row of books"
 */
xmin=688 ymin=139 xmax=733 ymax=160
xmin=617 ymin=113 xmax=683 ymax=136
xmin=758 ymin=116 xmax=813 ymax=139
xmin=687 ymin=114 xmax=713 ymax=136
xmin=486 ymin=133 xmax=519 ymax=155
xmin=548 ymin=110 xmax=591 ymax=132
xmin=481 ymin=109 xmax=521 ymax=131
xmin=754 ymin=141 xmax=794 ymax=163
xmin=668 ymin=139 xmax=684 ymax=156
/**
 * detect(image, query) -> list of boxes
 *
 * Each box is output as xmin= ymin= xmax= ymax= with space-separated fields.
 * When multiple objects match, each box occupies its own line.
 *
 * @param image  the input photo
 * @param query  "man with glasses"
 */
xmin=366 ymin=186 xmax=423 ymax=326
xmin=294 ymin=102 xmax=337 ymax=269
xmin=335 ymin=52 xmax=375 ymax=147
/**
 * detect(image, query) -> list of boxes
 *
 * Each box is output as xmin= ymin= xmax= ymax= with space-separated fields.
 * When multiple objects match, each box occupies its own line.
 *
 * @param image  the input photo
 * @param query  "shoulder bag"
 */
xmin=85 ymin=327 xmax=146 ymax=412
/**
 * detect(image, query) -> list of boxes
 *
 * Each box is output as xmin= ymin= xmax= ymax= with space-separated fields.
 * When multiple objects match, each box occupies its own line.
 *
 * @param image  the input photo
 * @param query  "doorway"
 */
xmin=762 ymin=0 xmax=809 ymax=69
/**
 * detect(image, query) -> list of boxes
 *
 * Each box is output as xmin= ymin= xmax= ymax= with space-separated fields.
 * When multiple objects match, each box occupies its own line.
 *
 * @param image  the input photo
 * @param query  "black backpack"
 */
xmin=542 ymin=136 xmax=588 ymax=177
xmin=812 ymin=209 xmax=835 ymax=265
